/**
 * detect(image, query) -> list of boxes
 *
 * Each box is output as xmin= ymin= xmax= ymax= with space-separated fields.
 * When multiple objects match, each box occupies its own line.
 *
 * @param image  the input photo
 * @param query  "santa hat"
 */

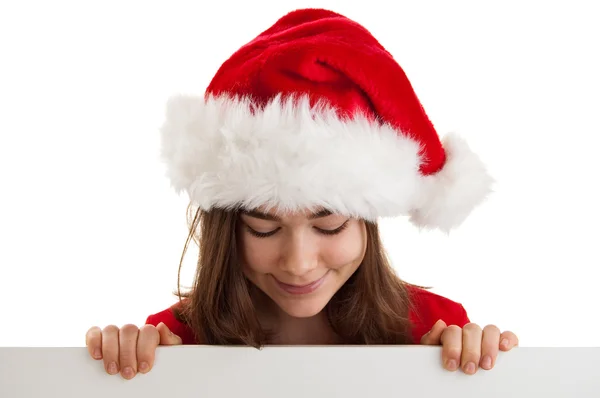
xmin=160 ymin=8 xmax=493 ymax=232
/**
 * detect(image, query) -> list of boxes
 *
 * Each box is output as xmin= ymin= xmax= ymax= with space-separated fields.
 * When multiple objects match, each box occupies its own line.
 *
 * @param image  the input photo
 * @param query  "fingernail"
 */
xmin=108 ymin=362 xmax=118 ymax=375
xmin=122 ymin=366 xmax=134 ymax=379
xmin=481 ymin=355 xmax=492 ymax=369
xmin=446 ymin=359 xmax=457 ymax=371
xmin=465 ymin=362 xmax=476 ymax=374
xmin=501 ymin=338 xmax=509 ymax=348
xmin=93 ymin=348 xmax=101 ymax=359
xmin=139 ymin=362 xmax=149 ymax=372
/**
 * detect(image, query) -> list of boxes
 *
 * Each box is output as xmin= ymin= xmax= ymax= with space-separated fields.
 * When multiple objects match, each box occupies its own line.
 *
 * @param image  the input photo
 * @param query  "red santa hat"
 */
xmin=160 ymin=8 xmax=493 ymax=232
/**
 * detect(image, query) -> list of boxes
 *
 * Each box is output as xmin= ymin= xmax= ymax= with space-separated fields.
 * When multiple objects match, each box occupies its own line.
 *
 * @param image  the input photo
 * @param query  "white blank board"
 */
xmin=0 ymin=346 xmax=598 ymax=397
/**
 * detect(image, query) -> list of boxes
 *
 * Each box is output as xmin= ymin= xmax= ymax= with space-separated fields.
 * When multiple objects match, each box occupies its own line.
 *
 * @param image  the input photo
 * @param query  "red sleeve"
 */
xmin=407 ymin=286 xmax=470 ymax=343
xmin=145 ymin=305 xmax=198 ymax=345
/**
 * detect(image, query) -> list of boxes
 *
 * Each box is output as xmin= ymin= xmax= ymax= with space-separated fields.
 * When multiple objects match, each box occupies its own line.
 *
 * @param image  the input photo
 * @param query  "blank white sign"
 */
xmin=0 ymin=346 xmax=598 ymax=397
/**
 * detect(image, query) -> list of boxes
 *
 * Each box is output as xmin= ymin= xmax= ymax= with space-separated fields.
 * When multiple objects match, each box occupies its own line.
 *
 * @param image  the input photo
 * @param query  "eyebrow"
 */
xmin=241 ymin=209 xmax=333 ymax=221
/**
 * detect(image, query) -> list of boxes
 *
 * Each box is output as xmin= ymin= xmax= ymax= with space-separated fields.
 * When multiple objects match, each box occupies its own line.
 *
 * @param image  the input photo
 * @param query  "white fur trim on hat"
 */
xmin=408 ymin=133 xmax=494 ymax=232
xmin=159 ymin=94 xmax=492 ymax=231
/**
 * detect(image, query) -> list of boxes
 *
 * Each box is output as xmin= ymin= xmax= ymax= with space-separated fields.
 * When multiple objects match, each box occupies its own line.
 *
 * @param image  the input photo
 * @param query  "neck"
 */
xmin=270 ymin=310 xmax=339 ymax=345
xmin=252 ymin=289 xmax=340 ymax=345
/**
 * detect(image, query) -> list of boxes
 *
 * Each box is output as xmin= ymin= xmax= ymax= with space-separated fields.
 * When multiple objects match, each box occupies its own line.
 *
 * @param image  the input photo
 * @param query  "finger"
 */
xmin=118 ymin=324 xmax=140 ymax=380
xmin=420 ymin=319 xmax=447 ymax=345
xmin=440 ymin=325 xmax=462 ymax=371
xmin=157 ymin=322 xmax=183 ymax=346
xmin=460 ymin=323 xmax=482 ymax=375
xmin=480 ymin=324 xmax=501 ymax=370
xmin=85 ymin=326 xmax=103 ymax=360
xmin=101 ymin=325 xmax=120 ymax=375
xmin=136 ymin=325 xmax=160 ymax=374
xmin=500 ymin=331 xmax=519 ymax=351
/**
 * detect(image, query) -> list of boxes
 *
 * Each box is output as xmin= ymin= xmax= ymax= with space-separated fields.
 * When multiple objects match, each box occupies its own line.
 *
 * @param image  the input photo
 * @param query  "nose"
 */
xmin=279 ymin=230 xmax=319 ymax=277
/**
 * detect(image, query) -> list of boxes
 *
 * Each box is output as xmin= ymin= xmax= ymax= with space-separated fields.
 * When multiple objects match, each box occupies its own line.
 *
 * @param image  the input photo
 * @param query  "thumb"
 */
xmin=420 ymin=319 xmax=447 ymax=345
xmin=156 ymin=322 xmax=183 ymax=346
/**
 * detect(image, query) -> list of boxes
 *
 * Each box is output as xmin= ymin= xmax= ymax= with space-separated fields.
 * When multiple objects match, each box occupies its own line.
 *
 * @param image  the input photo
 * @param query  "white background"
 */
xmin=0 ymin=0 xmax=598 ymax=348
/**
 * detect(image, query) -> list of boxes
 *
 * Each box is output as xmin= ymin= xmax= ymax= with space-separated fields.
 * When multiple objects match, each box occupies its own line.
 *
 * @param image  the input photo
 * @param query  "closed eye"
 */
xmin=244 ymin=219 xmax=350 ymax=238
xmin=245 ymin=226 xmax=279 ymax=238
xmin=315 ymin=220 xmax=349 ymax=235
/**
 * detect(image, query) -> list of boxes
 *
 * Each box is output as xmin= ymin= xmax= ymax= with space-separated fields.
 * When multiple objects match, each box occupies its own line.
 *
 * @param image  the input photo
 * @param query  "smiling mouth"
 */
xmin=273 ymin=272 xmax=328 ymax=295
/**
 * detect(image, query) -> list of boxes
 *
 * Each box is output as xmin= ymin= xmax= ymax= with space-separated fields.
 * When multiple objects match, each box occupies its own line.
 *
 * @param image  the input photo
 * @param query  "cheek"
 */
xmin=239 ymin=234 xmax=279 ymax=274
xmin=321 ymin=224 xmax=366 ymax=269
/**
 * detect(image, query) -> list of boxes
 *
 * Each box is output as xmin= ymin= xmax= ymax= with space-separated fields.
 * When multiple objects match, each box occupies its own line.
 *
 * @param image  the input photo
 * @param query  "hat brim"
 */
xmin=160 ymin=93 xmax=493 ymax=232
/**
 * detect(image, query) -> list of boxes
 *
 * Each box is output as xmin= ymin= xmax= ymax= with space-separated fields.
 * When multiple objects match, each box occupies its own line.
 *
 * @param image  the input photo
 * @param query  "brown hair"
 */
xmin=173 ymin=204 xmax=418 ymax=348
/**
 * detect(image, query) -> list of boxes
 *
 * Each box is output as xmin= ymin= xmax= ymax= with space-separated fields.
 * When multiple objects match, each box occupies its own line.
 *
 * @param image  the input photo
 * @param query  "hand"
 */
xmin=85 ymin=322 xmax=182 ymax=379
xmin=421 ymin=320 xmax=518 ymax=375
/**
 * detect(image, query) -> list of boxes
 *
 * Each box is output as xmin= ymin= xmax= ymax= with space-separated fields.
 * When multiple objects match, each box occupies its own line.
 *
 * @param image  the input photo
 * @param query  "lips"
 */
xmin=273 ymin=272 xmax=328 ymax=295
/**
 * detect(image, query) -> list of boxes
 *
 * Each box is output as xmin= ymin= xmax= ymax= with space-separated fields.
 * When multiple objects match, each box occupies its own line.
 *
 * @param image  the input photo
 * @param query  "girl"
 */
xmin=85 ymin=8 xmax=518 ymax=380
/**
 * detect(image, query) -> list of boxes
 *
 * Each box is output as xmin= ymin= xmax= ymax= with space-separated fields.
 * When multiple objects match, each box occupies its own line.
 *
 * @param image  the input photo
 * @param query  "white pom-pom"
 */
xmin=409 ymin=133 xmax=494 ymax=233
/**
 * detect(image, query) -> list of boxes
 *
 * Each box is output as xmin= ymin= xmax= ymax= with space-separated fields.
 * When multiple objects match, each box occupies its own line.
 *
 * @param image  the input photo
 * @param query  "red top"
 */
xmin=145 ymin=286 xmax=470 ymax=344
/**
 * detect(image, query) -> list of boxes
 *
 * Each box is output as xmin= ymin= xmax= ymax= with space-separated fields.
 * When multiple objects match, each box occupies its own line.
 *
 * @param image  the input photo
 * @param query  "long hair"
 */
xmin=173 ymin=204 xmax=418 ymax=348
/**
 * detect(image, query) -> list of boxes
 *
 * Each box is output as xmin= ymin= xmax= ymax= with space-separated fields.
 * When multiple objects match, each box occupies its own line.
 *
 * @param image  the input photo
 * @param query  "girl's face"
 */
xmin=238 ymin=206 xmax=367 ymax=318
